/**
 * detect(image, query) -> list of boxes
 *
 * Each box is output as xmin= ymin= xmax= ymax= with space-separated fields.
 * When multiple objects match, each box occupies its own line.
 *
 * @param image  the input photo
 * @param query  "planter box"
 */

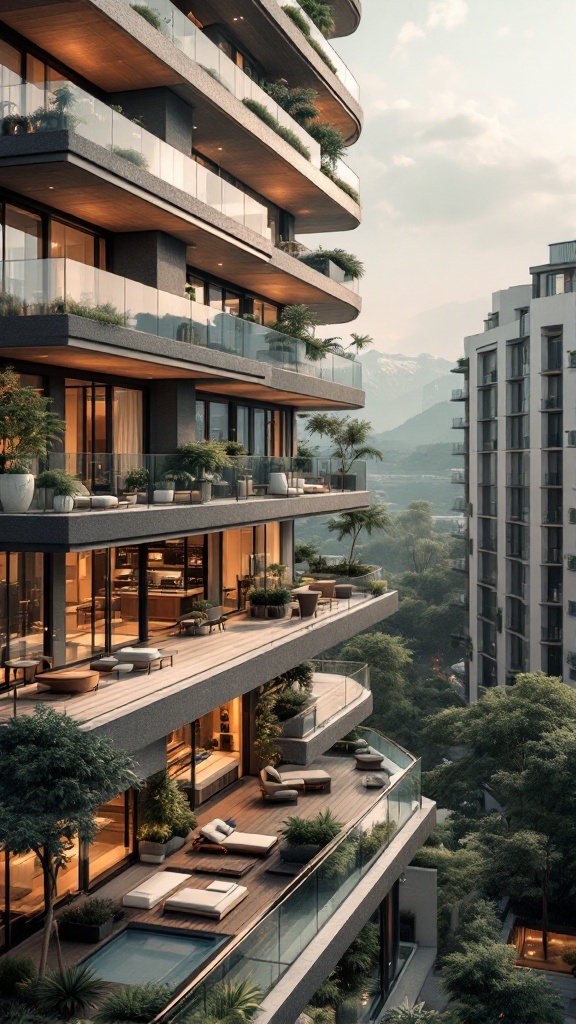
xmin=250 ymin=606 xmax=267 ymax=619
xmin=280 ymin=843 xmax=322 ymax=864
xmin=266 ymin=605 xmax=290 ymax=619
xmin=138 ymin=834 xmax=186 ymax=864
xmin=279 ymin=704 xmax=316 ymax=738
xmin=59 ymin=917 xmax=113 ymax=944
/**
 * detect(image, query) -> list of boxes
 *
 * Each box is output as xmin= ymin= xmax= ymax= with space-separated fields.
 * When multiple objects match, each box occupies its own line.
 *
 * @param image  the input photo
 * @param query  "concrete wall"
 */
xmin=399 ymin=866 xmax=438 ymax=947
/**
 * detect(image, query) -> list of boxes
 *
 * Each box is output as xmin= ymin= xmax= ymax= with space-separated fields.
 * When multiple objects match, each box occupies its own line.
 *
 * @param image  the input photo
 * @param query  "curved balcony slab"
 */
xmin=0 ymin=489 xmax=371 ymax=553
xmin=0 ymin=314 xmax=365 ymax=410
xmin=175 ymin=0 xmax=362 ymax=141
xmin=331 ymin=0 xmax=362 ymax=36
xmin=276 ymin=669 xmax=373 ymax=764
xmin=0 ymin=134 xmax=361 ymax=323
xmin=0 ymin=0 xmax=360 ymax=228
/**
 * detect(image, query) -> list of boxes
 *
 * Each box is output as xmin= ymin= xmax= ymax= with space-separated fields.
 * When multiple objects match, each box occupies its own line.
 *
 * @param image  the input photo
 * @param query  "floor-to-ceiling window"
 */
xmin=88 ymin=792 xmax=134 ymax=885
xmin=0 ymin=552 xmax=45 ymax=671
xmin=167 ymin=697 xmax=243 ymax=808
xmin=64 ymin=380 xmax=143 ymax=486
xmin=195 ymin=396 xmax=292 ymax=456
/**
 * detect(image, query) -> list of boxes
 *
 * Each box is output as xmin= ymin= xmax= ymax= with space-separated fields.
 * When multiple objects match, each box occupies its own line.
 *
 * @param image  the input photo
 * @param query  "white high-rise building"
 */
xmin=454 ymin=239 xmax=576 ymax=702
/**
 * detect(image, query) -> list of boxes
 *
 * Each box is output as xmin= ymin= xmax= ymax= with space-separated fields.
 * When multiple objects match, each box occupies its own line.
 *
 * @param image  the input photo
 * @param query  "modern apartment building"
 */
xmin=455 ymin=239 xmax=576 ymax=703
xmin=0 ymin=0 xmax=436 ymax=1018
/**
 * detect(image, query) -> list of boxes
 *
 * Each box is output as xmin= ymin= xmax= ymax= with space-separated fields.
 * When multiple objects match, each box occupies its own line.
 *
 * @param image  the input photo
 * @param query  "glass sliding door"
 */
xmin=111 ymin=546 xmax=140 ymax=648
xmin=88 ymin=792 xmax=133 ymax=885
xmin=0 ymin=552 xmax=44 ymax=669
xmin=222 ymin=527 xmax=255 ymax=612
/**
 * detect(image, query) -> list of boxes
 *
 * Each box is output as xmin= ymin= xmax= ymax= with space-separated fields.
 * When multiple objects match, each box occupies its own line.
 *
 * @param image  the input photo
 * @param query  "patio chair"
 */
xmin=294 ymin=590 xmax=319 ymax=618
xmin=192 ymin=818 xmax=278 ymax=857
xmin=308 ymin=580 xmax=336 ymax=599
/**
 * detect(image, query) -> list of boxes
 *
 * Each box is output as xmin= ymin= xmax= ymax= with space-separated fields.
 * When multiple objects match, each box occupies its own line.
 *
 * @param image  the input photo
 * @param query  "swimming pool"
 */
xmin=84 ymin=927 xmax=226 ymax=986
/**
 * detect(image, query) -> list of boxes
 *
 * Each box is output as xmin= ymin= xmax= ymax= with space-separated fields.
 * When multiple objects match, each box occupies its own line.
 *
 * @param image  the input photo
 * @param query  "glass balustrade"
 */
xmin=278 ymin=659 xmax=370 ymax=737
xmin=157 ymin=734 xmax=419 ymax=1023
xmin=276 ymin=0 xmax=360 ymax=101
xmin=0 ymin=259 xmax=362 ymax=388
xmin=116 ymin=0 xmax=321 ymax=166
xmin=0 ymin=69 xmax=273 ymax=239
xmin=5 ymin=452 xmax=368 ymax=514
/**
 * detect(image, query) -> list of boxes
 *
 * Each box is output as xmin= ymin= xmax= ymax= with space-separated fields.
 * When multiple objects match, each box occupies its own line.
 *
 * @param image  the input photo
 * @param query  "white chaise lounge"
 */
xmin=165 ymin=880 xmax=248 ymax=919
xmin=122 ymin=871 xmax=192 ymax=909
xmin=193 ymin=818 xmax=278 ymax=857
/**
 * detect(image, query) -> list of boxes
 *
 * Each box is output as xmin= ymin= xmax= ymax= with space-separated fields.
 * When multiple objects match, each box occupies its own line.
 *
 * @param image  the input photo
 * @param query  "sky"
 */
xmin=307 ymin=0 xmax=576 ymax=358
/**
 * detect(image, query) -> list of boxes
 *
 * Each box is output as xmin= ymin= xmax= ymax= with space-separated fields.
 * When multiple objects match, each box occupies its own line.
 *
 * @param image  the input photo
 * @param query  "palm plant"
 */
xmin=0 ymin=366 xmax=65 ymax=472
xmin=384 ymin=998 xmax=446 ymax=1021
xmin=304 ymin=413 xmax=382 ymax=475
xmin=203 ymin=978 xmax=263 ymax=1023
xmin=327 ymin=505 xmax=391 ymax=571
xmin=94 ymin=982 xmax=174 ymax=1023
xmin=34 ymin=965 xmax=105 ymax=1020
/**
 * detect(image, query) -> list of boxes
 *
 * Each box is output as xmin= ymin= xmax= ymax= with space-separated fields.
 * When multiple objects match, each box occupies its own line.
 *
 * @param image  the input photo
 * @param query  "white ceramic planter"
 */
xmin=53 ymin=494 xmax=74 ymax=513
xmin=123 ymin=492 xmax=138 ymax=505
xmin=138 ymin=834 xmax=187 ymax=864
xmin=153 ymin=489 xmax=175 ymax=503
xmin=0 ymin=473 xmax=35 ymax=513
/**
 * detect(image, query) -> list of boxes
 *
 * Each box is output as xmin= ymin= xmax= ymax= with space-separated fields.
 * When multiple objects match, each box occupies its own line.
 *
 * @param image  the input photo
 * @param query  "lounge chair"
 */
xmin=261 ymin=765 xmax=332 ymax=794
xmin=122 ymin=871 xmax=192 ymax=909
xmin=165 ymin=880 xmax=248 ymax=919
xmin=192 ymin=818 xmax=278 ymax=857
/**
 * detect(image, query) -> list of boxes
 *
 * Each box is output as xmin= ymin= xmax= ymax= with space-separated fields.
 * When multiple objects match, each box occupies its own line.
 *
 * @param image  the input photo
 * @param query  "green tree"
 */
xmin=304 ymin=413 xmax=383 ymax=475
xmin=327 ymin=504 xmax=390 ymax=570
xmin=0 ymin=365 xmax=65 ymax=471
xmin=0 ymin=707 xmax=138 ymax=975
xmin=340 ymin=632 xmax=413 ymax=732
xmin=441 ymin=942 xmax=564 ymax=1024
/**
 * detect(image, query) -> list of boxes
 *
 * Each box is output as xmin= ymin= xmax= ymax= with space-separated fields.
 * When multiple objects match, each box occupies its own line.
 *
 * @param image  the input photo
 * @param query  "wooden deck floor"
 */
xmin=0 ymin=594 xmax=373 ymax=729
xmin=12 ymin=754 xmax=390 ymax=973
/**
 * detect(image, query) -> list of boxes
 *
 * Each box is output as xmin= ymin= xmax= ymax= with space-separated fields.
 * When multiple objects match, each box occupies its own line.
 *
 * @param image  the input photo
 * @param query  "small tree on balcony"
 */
xmin=327 ymin=505 xmax=391 ymax=573
xmin=304 ymin=413 xmax=383 ymax=476
xmin=0 ymin=707 xmax=138 ymax=975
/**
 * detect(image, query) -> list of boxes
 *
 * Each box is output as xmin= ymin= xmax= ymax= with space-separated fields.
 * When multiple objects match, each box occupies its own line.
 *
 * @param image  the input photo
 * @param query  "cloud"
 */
xmin=392 ymin=154 xmax=416 ymax=167
xmin=427 ymin=0 xmax=469 ymax=30
xmin=497 ymin=26 xmax=511 ymax=38
xmin=420 ymin=112 xmax=490 ymax=142
xmin=395 ymin=20 xmax=425 ymax=47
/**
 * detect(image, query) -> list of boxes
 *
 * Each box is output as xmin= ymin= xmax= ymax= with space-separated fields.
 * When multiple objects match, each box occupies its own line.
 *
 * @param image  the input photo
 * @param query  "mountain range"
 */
xmin=358 ymin=350 xmax=454 ymax=433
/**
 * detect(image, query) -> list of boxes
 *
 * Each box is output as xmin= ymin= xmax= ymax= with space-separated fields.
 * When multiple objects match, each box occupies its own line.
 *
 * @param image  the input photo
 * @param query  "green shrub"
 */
xmin=94 ymin=983 xmax=173 ymax=1024
xmin=248 ymin=587 xmax=269 ymax=606
xmin=282 ymin=809 xmax=342 ymax=846
xmin=307 ymin=122 xmax=346 ymax=167
xmin=137 ymin=770 xmax=196 ymax=841
xmin=264 ymin=587 xmax=293 ymax=606
xmin=263 ymin=80 xmax=319 ymax=126
xmin=34 ymin=965 xmax=105 ymax=1020
xmin=274 ymin=688 xmax=310 ymax=721
xmin=0 ymin=1004 xmax=52 ymax=1024
xmin=301 ymin=247 xmax=364 ymax=279
xmin=283 ymin=7 xmax=337 ymax=72
xmin=130 ymin=3 xmax=165 ymax=32
xmin=298 ymin=0 xmax=335 ymax=36
xmin=368 ymin=580 xmax=388 ymax=596
xmin=242 ymin=99 xmax=311 ymax=159
xmin=111 ymin=146 xmax=149 ymax=169
xmin=320 ymin=164 xmax=360 ymax=204
xmin=59 ymin=896 xmax=116 ymax=927
xmin=0 ymin=957 xmax=36 ymax=999
xmin=137 ymin=822 xmax=172 ymax=844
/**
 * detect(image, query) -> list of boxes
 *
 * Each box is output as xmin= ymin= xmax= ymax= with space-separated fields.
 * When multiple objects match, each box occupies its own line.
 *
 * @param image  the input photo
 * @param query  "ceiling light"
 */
xmin=218 ymin=262 xmax=223 ymax=266
xmin=217 ymin=146 xmax=223 ymax=150
xmin=48 ymin=186 xmax=54 ymax=190
xmin=193 ymin=125 xmax=197 ymax=129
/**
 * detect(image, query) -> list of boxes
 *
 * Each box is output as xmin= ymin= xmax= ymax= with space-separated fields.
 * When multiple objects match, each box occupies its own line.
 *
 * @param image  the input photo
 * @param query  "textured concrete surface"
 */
xmin=0 ymin=489 xmax=371 ymax=551
xmin=0 ymin=315 xmax=364 ymax=410
xmin=276 ymin=686 xmax=372 ymax=764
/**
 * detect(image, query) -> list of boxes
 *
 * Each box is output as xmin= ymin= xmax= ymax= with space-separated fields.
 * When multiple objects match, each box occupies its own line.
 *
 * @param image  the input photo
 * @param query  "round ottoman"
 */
xmin=354 ymin=752 xmax=385 ymax=771
xmin=90 ymin=657 xmax=119 ymax=673
xmin=361 ymin=774 xmax=389 ymax=789
xmin=264 ymin=789 xmax=299 ymax=803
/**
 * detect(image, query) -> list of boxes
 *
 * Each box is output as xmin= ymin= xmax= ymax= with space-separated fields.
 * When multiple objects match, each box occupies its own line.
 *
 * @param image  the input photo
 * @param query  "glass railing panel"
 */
xmin=120 ymin=0 xmax=321 ymax=166
xmin=3 ymin=65 xmax=271 ymax=238
xmin=276 ymin=0 xmax=360 ymax=101
xmin=157 ymin=291 xmax=193 ymax=343
xmin=125 ymin=278 xmax=159 ymax=336
xmin=334 ymin=157 xmax=360 ymax=192
xmin=0 ymin=259 xmax=361 ymax=386
xmin=279 ymin=874 xmax=318 ymax=963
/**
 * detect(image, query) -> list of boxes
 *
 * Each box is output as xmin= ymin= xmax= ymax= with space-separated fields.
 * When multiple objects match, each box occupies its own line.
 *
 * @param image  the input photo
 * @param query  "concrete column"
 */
xmin=112 ymin=232 xmax=187 ymax=297
xmin=46 ymin=374 xmax=66 ymax=453
xmin=280 ymin=520 xmax=294 ymax=578
xmin=49 ymin=553 xmax=67 ymax=668
xmin=148 ymin=380 xmax=196 ymax=454
xmin=207 ymin=533 xmax=221 ymax=605
xmin=111 ymin=88 xmax=193 ymax=156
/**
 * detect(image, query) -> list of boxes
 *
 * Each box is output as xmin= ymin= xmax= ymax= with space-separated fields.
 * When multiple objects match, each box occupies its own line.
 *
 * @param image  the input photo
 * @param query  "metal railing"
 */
xmin=6 ymin=454 xmax=368 ymax=514
xmin=117 ymin=0 xmax=322 ymax=165
xmin=155 ymin=729 xmax=420 ymax=1024
xmin=278 ymin=660 xmax=370 ymax=738
xmin=0 ymin=259 xmax=362 ymax=388
xmin=0 ymin=69 xmax=272 ymax=238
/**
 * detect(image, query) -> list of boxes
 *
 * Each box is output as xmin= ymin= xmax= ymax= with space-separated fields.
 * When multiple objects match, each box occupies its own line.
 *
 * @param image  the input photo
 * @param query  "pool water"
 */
xmin=85 ymin=927 xmax=226 ymax=986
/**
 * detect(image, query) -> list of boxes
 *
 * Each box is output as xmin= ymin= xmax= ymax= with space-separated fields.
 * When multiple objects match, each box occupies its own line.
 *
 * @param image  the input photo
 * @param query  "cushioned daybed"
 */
xmin=193 ymin=818 xmax=278 ymax=857
xmin=122 ymin=871 xmax=192 ymax=909
xmin=165 ymin=880 xmax=248 ymax=919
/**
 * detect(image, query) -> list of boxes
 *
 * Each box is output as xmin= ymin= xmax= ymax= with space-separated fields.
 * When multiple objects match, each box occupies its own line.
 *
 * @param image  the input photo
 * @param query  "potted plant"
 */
xmin=36 ymin=469 xmax=80 ymax=512
xmin=0 ymin=366 xmax=65 ymax=513
xmin=124 ymin=466 xmax=150 ymax=504
xmin=58 ymin=897 xmax=117 ymax=944
xmin=152 ymin=473 xmax=177 ymax=503
xmin=137 ymin=771 xmax=196 ymax=863
xmin=280 ymin=809 xmax=342 ymax=864
xmin=168 ymin=442 xmax=232 ymax=504
xmin=50 ymin=471 xmax=80 ymax=513
xmin=265 ymin=587 xmax=293 ymax=618
xmin=189 ymin=600 xmax=214 ymax=635
xmin=248 ymin=588 xmax=269 ymax=619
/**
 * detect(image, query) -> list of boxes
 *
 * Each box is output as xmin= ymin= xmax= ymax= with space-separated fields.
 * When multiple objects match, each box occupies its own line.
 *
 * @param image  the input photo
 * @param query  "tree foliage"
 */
xmin=327 ymin=505 xmax=391 ymax=569
xmin=0 ymin=707 xmax=138 ymax=974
